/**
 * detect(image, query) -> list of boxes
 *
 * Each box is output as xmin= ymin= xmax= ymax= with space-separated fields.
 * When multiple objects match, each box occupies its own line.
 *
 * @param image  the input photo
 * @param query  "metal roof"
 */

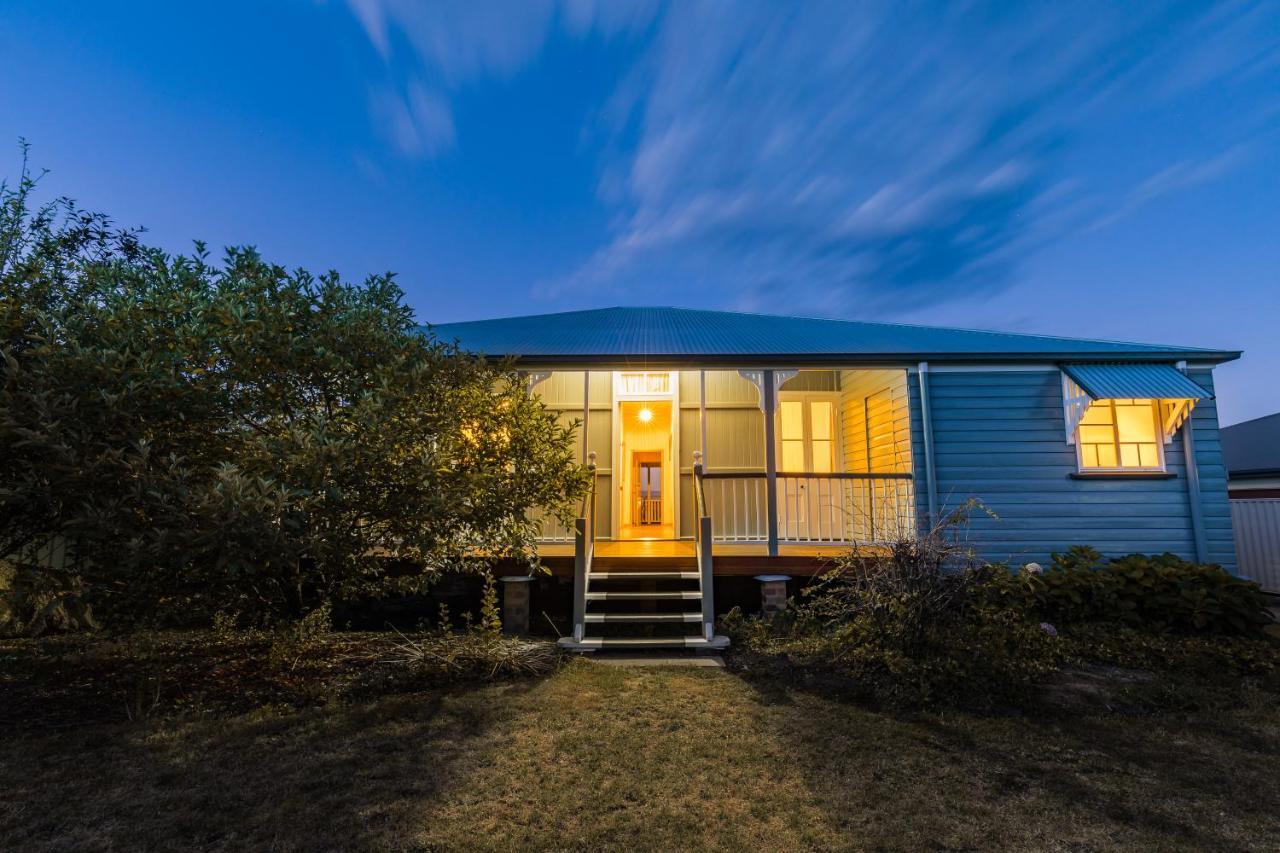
xmin=1222 ymin=412 xmax=1280 ymax=477
xmin=428 ymin=307 xmax=1239 ymax=366
xmin=1061 ymin=363 xmax=1212 ymax=402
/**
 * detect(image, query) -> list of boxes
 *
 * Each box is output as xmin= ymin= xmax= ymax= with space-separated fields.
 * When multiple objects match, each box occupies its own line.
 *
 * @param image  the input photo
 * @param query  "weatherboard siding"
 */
xmin=913 ymin=368 xmax=1236 ymax=571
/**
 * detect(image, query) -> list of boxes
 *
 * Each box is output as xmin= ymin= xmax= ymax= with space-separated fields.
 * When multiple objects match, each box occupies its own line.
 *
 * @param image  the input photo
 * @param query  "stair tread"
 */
xmin=559 ymin=636 xmax=732 ymax=650
xmin=589 ymin=571 xmax=699 ymax=580
xmin=585 ymin=591 xmax=702 ymax=600
xmin=583 ymin=612 xmax=702 ymax=623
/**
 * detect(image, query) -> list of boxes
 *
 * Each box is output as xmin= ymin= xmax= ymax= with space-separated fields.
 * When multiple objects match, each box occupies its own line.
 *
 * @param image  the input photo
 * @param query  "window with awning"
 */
xmin=1061 ymin=363 xmax=1211 ymax=472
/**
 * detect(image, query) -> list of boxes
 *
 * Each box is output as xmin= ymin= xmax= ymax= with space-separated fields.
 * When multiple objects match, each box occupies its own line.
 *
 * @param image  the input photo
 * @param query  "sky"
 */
xmin=2 ymin=0 xmax=1278 ymax=424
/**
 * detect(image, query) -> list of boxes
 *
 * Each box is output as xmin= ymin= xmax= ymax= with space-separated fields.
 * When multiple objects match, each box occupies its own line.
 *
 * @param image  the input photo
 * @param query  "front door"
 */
xmin=633 ymin=452 xmax=663 ymax=526
xmin=616 ymin=397 xmax=675 ymax=539
xmin=778 ymin=396 xmax=838 ymax=540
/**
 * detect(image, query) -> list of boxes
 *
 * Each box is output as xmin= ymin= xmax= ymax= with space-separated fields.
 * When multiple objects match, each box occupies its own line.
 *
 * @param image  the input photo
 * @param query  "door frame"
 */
xmin=610 ymin=371 xmax=680 ymax=540
xmin=775 ymin=391 xmax=844 ymax=541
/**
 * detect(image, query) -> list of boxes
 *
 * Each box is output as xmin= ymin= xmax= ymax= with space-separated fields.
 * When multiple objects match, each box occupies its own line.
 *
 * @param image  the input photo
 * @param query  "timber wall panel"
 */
xmin=920 ymin=368 xmax=1236 ymax=570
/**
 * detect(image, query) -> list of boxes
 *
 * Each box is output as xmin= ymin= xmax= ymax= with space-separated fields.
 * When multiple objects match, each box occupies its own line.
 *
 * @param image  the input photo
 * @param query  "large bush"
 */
xmin=976 ymin=546 xmax=1272 ymax=636
xmin=724 ymin=520 xmax=1276 ymax=709
xmin=0 ymin=145 xmax=589 ymax=628
xmin=724 ymin=511 xmax=1059 ymax=710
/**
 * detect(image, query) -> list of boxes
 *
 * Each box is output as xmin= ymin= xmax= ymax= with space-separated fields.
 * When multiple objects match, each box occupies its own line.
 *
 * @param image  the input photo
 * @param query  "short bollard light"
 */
xmin=499 ymin=576 xmax=535 ymax=635
xmin=754 ymin=574 xmax=791 ymax=615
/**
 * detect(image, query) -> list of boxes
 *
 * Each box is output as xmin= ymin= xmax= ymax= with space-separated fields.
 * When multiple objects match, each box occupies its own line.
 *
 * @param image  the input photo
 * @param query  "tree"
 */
xmin=0 ymin=145 xmax=587 ymax=626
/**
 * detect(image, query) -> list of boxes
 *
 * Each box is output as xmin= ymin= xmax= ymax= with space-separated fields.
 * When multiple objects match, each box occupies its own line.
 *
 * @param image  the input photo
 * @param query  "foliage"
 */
xmin=0 ymin=144 xmax=589 ymax=626
xmin=723 ymin=507 xmax=1059 ymax=710
xmin=0 ymin=559 xmax=98 ymax=637
xmin=478 ymin=571 xmax=502 ymax=635
xmin=1058 ymin=623 xmax=1280 ymax=679
xmin=267 ymin=601 xmax=333 ymax=671
xmin=976 ymin=548 xmax=1272 ymax=635
xmin=377 ymin=631 xmax=561 ymax=686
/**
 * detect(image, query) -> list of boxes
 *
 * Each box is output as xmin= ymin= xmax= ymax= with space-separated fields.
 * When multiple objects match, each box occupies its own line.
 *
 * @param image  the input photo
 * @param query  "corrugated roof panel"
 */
xmin=428 ymin=306 xmax=1238 ymax=363
xmin=1222 ymin=412 xmax=1280 ymax=475
xmin=1061 ymin=363 xmax=1212 ymax=401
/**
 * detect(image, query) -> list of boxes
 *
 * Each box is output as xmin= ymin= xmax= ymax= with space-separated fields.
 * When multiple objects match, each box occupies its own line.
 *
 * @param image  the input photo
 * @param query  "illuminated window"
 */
xmin=619 ymin=372 xmax=670 ymax=395
xmin=781 ymin=400 xmax=805 ymax=471
xmin=779 ymin=398 xmax=836 ymax=472
xmin=1077 ymin=399 xmax=1163 ymax=471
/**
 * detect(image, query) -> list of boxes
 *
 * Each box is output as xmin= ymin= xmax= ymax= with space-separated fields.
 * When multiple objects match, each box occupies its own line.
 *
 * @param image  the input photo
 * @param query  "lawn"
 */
xmin=4 ymin=647 xmax=1280 ymax=851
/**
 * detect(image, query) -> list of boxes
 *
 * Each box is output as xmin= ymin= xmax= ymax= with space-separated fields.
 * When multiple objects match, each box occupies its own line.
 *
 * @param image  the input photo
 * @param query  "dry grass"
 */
xmin=4 ymin=654 xmax=1280 ymax=850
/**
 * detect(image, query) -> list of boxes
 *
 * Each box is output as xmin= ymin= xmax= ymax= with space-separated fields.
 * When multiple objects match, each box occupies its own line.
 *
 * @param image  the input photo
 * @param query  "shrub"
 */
xmin=0 ymin=559 xmax=98 ymax=637
xmin=340 ymin=631 xmax=561 ymax=700
xmin=977 ymin=549 xmax=1272 ymax=635
xmin=267 ymin=601 xmax=333 ymax=671
xmin=725 ymin=507 xmax=1060 ymax=710
xmin=1059 ymin=623 xmax=1280 ymax=679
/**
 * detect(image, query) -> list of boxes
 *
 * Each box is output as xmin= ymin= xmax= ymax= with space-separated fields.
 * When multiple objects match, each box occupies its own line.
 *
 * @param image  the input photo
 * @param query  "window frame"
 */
xmin=775 ymin=392 xmax=842 ymax=474
xmin=1074 ymin=397 xmax=1167 ymax=474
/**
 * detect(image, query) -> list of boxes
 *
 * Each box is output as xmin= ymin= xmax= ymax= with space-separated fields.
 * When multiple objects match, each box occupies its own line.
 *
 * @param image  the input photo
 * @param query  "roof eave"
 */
xmin=491 ymin=349 xmax=1243 ymax=368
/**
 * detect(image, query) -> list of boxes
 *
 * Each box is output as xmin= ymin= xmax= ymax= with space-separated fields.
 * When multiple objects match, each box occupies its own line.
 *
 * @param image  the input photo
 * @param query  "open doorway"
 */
xmin=617 ymin=398 xmax=675 ymax=540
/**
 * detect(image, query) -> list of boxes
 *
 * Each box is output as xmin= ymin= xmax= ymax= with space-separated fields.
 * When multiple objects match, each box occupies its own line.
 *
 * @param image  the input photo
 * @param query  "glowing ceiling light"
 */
xmin=637 ymin=407 xmax=654 ymax=423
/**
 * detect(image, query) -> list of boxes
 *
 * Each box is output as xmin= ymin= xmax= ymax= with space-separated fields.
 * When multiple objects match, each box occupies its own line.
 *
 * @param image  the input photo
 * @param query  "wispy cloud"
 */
xmin=344 ymin=0 xmax=1280 ymax=312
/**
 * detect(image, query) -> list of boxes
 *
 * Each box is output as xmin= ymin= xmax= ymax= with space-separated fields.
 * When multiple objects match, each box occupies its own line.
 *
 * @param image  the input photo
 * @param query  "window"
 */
xmin=779 ymin=398 xmax=836 ymax=472
xmin=619 ymin=372 xmax=669 ymax=395
xmin=1077 ymin=398 xmax=1163 ymax=471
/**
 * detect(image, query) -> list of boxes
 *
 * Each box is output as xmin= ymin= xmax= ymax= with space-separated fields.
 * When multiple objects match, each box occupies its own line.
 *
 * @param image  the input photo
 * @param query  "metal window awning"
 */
xmin=1061 ymin=363 xmax=1212 ymax=444
xmin=1062 ymin=363 xmax=1212 ymax=402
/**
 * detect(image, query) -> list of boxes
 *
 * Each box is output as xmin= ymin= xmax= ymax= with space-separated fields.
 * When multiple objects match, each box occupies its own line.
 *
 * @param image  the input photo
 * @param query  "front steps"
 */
xmin=560 ymin=636 xmax=731 ymax=651
xmin=558 ymin=566 xmax=730 ymax=653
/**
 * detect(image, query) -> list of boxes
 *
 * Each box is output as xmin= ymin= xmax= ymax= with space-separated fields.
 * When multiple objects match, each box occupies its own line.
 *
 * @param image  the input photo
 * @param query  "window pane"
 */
xmin=1081 ymin=445 xmax=1098 ymax=468
xmin=812 ymin=440 xmax=833 ymax=473
xmin=1080 ymin=403 xmax=1113 ymax=425
xmin=1096 ymin=444 xmax=1117 ymax=467
xmin=1116 ymin=402 xmax=1157 ymax=443
xmin=1119 ymin=444 xmax=1140 ymax=467
xmin=782 ymin=440 xmax=805 ymax=472
xmin=810 ymin=401 xmax=833 ymax=441
xmin=1138 ymin=444 xmax=1159 ymax=467
xmin=1080 ymin=424 xmax=1116 ymax=445
xmin=781 ymin=401 xmax=804 ymax=441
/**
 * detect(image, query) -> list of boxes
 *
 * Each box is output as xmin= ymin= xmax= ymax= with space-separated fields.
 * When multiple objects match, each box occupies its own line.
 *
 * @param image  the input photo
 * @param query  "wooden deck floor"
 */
xmin=532 ymin=538 xmax=863 ymax=576
xmin=536 ymin=539 xmax=852 ymax=559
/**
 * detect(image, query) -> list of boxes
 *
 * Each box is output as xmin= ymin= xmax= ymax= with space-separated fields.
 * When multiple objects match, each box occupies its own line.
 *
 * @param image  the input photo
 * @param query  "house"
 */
xmin=434 ymin=306 xmax=1239 ymax=650
xmin=1223 ymin=412 xmax=1280 ymax=499
xmin=1222 ymin=412 xmax=1280 ymax=593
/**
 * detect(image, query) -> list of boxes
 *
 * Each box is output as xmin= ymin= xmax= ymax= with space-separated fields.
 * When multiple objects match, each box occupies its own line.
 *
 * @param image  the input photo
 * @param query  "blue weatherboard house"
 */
xmin=434 ymin=307 xmax=1239 ymax=651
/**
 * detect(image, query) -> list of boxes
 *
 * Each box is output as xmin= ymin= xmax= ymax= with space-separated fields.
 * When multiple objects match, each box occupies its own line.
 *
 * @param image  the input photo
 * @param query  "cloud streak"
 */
xmin=345 ymin=0 xmax=1280 ymax=312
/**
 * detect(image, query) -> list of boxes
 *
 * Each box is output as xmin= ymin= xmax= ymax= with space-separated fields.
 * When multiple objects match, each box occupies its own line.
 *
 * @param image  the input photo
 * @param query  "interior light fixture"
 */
xmin=637 ymin=407 xmax=654 ymax=423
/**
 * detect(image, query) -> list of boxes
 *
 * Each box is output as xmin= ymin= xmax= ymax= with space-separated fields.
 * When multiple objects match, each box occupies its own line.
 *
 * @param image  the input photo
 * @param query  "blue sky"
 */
xmin=2 ymin=0 xmax=1278 ymax=424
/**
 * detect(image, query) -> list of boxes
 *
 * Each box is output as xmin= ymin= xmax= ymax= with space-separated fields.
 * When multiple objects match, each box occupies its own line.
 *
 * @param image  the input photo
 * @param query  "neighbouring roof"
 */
xmin=428 ymin=306 xmax=1239 ymax=366
xmin=1222 ymin=412 xmax=1280 ymax=477
xmin=1061 ymin=363 xmax=1212 ymax=401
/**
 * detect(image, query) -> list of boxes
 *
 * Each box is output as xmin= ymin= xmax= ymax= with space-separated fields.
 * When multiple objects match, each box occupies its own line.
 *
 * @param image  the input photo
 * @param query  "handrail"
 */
xmin=693 ymin=451 xmax=709 ymax=517
xmin=692 ymin=451 xmax=714 ymax=640
xmin=570 ymin=453 xmax=597 ymax=642
xmin=702 ymin=471 xmax=913 ymax=481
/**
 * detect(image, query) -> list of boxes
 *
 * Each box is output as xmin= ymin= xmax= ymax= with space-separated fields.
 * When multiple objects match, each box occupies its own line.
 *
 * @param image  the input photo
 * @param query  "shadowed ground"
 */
xmin=3 ymin=661 xmax=1280 ymax=851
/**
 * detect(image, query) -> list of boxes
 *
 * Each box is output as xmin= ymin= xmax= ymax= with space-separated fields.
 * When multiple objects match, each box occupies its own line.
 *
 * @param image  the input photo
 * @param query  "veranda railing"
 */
xmin=697 ymin=471 xmax=914 ymax=545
